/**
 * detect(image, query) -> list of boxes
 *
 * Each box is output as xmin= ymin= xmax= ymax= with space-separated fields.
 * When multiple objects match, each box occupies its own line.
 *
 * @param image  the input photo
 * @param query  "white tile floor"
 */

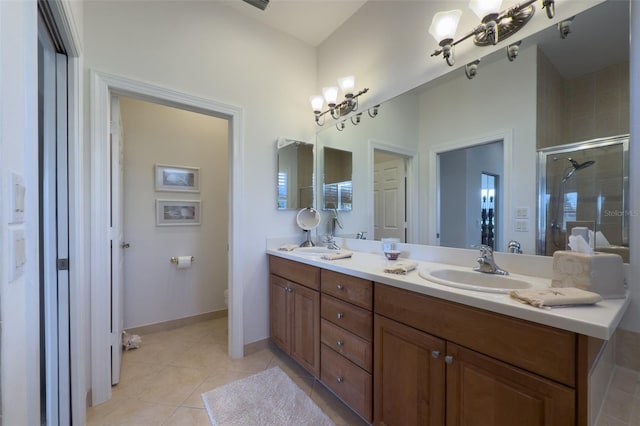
xmin=595 ymin=366 xmax=640 ymax=426
xmin=86 ymin=317 xmax=368 ymax=425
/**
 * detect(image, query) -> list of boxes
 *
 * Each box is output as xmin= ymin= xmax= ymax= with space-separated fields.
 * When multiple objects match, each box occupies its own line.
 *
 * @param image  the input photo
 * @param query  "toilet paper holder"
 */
xmin=170 ymin=256 xmax=195 ymax=264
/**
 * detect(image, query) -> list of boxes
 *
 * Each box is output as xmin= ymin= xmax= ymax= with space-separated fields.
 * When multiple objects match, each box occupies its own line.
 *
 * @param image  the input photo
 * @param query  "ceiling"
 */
xmin=224 ymin=0 xmax=368 ymax=46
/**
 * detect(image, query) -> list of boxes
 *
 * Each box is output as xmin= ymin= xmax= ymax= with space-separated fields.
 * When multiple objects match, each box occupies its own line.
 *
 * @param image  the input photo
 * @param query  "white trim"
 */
xmin=427 ymin=129 xmax=513 ymax=250
xmin=89 ymin=70 xmax=244 ymax=405
xmin=367 ymin=140 xmax=418 ymax=243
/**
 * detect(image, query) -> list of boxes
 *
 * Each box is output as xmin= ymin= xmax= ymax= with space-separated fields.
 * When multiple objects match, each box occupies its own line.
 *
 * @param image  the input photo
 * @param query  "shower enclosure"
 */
xmin=537 ymin=135 xmax=629 ymax=260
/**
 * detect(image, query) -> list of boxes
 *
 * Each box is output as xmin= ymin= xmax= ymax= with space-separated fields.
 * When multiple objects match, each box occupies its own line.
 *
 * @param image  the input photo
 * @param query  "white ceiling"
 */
xmin=223 ymin=0 xmax=368 ymax=46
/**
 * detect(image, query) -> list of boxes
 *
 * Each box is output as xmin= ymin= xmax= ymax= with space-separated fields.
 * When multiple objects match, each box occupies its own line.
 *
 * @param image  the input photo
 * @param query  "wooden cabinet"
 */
xmin=269 ymin=257 xmax=320 ymax=377
xmin=320 ymin=270 xmax=374 ymax=422
xmin=374 ymin=283 xmax=581 ymax=426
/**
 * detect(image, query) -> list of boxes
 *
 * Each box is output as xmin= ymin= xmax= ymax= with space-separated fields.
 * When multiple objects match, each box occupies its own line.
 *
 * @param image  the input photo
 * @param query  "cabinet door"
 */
xmin=374 ymin=314 xmax=446 ymax=426
xmin=269 ymin=274 xmax=291 ymax=352
xmin=446 ymin=343 xmax=575 ymax=426
xmin=290 ymin=281 xmax=321 ymax=377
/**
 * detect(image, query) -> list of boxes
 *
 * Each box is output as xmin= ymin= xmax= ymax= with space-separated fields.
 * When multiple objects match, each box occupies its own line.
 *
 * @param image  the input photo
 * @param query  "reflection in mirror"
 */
xmin=374 ymin=150 xmax=408 ymax=241
xmin=538 ymin=136 xmax=629 ymax=261
xmin=276 ymin=138 xmax=314 ymax=210
xmin=438 ymin=141 xmax=503 ymax=251
xmin=323 ymin=147 xmax=353 ymax=211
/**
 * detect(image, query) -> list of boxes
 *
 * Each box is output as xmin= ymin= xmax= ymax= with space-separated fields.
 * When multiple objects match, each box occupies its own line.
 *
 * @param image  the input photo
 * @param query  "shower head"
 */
xmin=553 ymin=157 xmax=595 ymax=183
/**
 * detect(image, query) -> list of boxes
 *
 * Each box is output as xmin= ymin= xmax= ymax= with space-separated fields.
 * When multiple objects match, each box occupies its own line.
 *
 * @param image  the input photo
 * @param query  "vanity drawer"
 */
xmin=269 ymin=255 xmax=320 ymax=290
xmin=374 ymin=283 xmax=577 ymax=386
xmin=321 ymin=270 xmax=373 ymax=309
xmin=321 ymin=319 xmax=372 ymax=372
xmin=321 ymin=344 xmax=372 ymax=422
xmin=322 ymin=294 xmax=373 ymax=341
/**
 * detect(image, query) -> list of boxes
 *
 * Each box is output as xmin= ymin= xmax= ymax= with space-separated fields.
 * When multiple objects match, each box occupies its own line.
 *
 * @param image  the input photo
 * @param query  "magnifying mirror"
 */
xmin=296 ymin=207 xmax=321 ymax=247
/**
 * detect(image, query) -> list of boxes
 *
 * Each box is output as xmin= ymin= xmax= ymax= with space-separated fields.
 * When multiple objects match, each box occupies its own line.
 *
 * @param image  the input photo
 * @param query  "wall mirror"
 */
xmin=276 ymin=138 xmax=314 ymax=210
xmin=322 ymin=147 xmax=353 ymax=211
xmin=314 ymin=0 xmax=629 ymax=257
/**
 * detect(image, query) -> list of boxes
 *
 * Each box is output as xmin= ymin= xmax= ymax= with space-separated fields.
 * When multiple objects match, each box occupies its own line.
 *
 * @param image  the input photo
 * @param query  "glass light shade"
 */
xmin=323 ymin=86 xmax=339 ymax=105
xmin=309 ymin=95 xmax=324 ymax=112
xmin=469 ymin=0 xmax=503 ymax=18
xmin=429 ymin=10 xmax=462 ymax=42
xmin=337 ymin=76 xmax=355 ymax=96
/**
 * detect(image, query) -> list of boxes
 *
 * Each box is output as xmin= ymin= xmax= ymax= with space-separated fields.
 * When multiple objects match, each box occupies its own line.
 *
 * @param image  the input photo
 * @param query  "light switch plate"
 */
xmin=514 ymin=219 xmax=529 ymax=232
xmin=9 ymin=171 xmax=26 ymax=224
xmin=515 ymin=207 xmax=529 ymax=219
xmin=9 ymin=228 xmax=26 ymax=282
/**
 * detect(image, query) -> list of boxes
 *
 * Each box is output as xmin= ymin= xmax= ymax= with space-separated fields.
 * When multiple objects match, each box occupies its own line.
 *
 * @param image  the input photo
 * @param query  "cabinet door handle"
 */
xmin=444 ymin=355 xmax=454 ymax=365
xmin=336 ymin=284 xmax=344 ymax=290
xmin=431 ymin=350 xmax=440 ymax=359
xmin=336 ymin=340 xmax=344 ymax=347
xmin=337 ymin=313 xmax=344 ymax=319
xmin=336 ymin=376 xmax=344 ymax=384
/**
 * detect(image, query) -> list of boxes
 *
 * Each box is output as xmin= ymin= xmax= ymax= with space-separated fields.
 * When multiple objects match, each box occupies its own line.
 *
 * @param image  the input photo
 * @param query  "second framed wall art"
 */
xmin=155 ymin=164 xmax=200 ymax=192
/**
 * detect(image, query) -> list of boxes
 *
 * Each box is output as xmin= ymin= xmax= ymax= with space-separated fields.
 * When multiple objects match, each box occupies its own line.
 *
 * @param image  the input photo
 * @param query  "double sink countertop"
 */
xmin=266 ymin=237 xmax=631 ymax=340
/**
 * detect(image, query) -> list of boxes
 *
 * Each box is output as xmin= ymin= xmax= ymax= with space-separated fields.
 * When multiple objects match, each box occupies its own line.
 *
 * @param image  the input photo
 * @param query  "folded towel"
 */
xmin=384 ymin=261 xmax=418 ymax=275
xmin=510 ymin=287 xmax=602 ymax=309
xmin=278 ymin=244 xmax=299 ymax=252
xmin=321 ymin=250 xmax=353 ymax=260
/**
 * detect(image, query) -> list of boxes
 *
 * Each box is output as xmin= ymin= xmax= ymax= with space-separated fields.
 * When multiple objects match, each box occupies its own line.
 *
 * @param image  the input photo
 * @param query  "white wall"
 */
xmin=120 ymin=97 xmax=228 ymax=328
xmin=83 ymin=1 xmax=317 ymax=345
xmin=0 ymin=2 xmax=41 ymax=424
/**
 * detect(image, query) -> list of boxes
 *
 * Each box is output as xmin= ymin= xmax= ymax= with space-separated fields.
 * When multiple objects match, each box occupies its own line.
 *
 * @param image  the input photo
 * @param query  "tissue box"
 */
xmin=551 ymin=251 xmax=625 ymax=299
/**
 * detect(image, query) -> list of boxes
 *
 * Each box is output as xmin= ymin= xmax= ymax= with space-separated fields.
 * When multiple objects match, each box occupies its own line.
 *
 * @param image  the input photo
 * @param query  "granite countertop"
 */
xmin=266 ymin=240 xmax=630 ymax=340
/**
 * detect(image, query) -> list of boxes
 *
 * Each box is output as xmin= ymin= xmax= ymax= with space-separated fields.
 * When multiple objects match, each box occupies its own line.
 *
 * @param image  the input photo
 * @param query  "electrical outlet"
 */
xmin=514 ymin=219 xmax=529 ymax=232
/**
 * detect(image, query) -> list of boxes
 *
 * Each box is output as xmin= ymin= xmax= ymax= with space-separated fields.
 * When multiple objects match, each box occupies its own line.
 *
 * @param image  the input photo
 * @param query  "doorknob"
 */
xmin=121 ymin=242 xmax=130 ymax=249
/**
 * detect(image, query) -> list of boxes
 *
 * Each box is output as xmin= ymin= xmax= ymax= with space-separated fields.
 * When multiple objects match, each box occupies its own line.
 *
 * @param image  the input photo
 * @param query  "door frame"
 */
xmin=428 ymin=129 xmax=513 ymax=248
xmin=367 ymin=140 xmax=417 ymax=243
xmin=89 ymin=70 xmax=244 ymax=405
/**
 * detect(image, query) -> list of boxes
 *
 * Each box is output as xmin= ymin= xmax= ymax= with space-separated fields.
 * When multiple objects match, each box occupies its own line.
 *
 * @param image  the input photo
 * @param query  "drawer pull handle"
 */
xmin=336 ymin=340 xmax=344 ymax=347
xmin=445 ymin=355 xmax=454 ymax=365
xmin=431 ymin=350 xmax=440 ymax=359
xmin=337 ymin=313 xmax=344 ymax=319
xmin=336 ymin=376 xmax=344 ymax=384
xmin=336 ymin=284 xmax=344 ymax=290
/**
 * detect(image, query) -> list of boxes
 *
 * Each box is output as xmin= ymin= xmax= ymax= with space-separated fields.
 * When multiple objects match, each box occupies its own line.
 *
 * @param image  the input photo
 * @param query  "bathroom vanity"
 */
xmin=267 ymin=241 xmax=630 ymax=425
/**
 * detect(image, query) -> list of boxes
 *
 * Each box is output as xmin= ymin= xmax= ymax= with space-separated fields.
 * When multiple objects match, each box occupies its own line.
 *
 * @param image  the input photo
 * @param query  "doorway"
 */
xmin=90 ymin=72 xmax=244 ymax=406
xmin=373 ymin=150 xmax=408 ymax=241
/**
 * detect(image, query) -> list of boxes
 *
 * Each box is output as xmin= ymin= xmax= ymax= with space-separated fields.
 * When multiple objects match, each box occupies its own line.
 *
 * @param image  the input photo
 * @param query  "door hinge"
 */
xmin=57 ymin=258 xmax=70 ymax=271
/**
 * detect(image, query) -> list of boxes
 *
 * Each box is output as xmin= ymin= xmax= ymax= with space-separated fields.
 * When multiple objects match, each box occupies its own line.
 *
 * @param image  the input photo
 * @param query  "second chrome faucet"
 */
xmin=474 ymin=245 xmax=509 ymax=275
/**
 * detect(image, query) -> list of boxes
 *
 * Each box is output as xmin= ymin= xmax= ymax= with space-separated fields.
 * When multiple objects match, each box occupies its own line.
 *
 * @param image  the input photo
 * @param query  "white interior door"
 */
xmin=374 ymin=157 xmax=406 ymax=241
xmin=110 ymin=96 xmax=125 ymax=385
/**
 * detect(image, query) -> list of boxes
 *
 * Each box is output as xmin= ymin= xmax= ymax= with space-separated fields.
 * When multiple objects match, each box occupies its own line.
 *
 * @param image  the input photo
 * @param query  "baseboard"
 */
xmin=244 ymin=338 xmax=270 ymax=356
xmin=125 ymin=310 xmax=227 ymax=335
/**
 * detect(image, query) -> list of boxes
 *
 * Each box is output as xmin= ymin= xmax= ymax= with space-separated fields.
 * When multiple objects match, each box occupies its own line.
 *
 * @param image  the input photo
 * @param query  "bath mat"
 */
xmin=201 ymin=366 xmax=334 ymax=426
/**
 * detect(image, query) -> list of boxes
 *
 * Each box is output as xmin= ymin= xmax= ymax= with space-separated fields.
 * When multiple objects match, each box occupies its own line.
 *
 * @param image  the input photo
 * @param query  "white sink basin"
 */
xmin=419 ymin=268 xmax=532 ymax=293
xmin=293 ymin=246 xmax=334 ymax=254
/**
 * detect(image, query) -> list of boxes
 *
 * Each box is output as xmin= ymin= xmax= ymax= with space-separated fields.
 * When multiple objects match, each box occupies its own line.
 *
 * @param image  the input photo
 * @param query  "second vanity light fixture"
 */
xmin=429 ymin=0 xmax=556 ymax=67
xmin=310 ymin=76 xmax=378 ymax=129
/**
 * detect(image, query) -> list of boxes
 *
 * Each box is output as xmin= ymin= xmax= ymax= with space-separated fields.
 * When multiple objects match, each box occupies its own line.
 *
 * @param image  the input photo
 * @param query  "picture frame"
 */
xmin=156 ymin=199 xmax=201 ymax=226
xmin=155 ymin=164 xmax=200 ymax=192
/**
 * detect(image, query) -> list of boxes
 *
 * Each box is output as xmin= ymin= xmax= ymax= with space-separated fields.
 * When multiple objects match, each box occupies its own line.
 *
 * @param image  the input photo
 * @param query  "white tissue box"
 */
xmin=551 ymin=251 xmax=625 ymax=299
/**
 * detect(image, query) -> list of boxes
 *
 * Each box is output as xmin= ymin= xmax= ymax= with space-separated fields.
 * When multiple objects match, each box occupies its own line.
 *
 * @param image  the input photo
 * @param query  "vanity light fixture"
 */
xmin=429 ymin=0 xmax=556 ymax=67
xmin=506 ymin=41 xmax=521 ymax=61
xmin=465 ymin=59 xmax=481 ymax=79
xmin=558 ymin=17 xmax=573 ymax=39
xmin=335 ymin=106 xmax=381 ymax=132
xmin=310 ymin=75 xmax=369 ymax=126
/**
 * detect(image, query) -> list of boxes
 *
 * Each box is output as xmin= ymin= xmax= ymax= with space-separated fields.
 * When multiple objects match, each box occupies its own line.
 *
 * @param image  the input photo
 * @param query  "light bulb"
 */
xmin=309 ymin=95 xmax=324 ymax=112
xmin=429 ymin=10 xmax=462 ymax=42
xmin=323 ymin=86 xmax=339 ymax=106
xmin=337 ymin=76 xmax=355 ymax=96
xmin=469 ymin=0 xmax=503 ymax=18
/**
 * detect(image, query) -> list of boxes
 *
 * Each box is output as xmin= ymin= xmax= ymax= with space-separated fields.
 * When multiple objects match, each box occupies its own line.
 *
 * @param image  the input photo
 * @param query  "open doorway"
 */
xmin=90 ymin=72 xmax=244 ymax=406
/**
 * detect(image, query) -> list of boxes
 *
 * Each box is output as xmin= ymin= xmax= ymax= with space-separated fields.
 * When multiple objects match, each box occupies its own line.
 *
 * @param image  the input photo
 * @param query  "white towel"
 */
xmin=384 ymin=261 xmax=418 ymax=275
xmin=278 ymin=244 xmax=299 ymax=252
xmin=510 ymin=287 xmax=602 ymax=309
xmin=321 ymin=250 xmax=353 ymax=260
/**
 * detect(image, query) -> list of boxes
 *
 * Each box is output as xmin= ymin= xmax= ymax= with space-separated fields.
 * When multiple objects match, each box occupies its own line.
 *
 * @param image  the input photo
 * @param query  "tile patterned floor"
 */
xmin=86 ymin=317 xmax=368 ymax=425
xmin=596 ymin=366 xmax=640 ymax=426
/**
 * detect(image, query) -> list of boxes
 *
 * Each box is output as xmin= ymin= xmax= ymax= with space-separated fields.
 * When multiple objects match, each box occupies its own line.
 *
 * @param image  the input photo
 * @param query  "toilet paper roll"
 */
xmin=177 ymin=256 xmax=192 ymax=269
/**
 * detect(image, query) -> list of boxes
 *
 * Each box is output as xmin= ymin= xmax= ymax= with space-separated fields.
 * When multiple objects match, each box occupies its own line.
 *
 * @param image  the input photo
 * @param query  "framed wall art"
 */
xmin=156 ymin=199 xmax=201 ymax=226
xmin=155 ymin=164 xmax=200 ymax=192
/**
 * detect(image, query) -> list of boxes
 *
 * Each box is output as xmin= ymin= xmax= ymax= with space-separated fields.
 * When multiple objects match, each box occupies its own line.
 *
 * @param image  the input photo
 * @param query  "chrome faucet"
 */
xmin=507 ymin=240 xmax=522 ymax=254
xmin=474 ymin=245 xmax=509 ymax=275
